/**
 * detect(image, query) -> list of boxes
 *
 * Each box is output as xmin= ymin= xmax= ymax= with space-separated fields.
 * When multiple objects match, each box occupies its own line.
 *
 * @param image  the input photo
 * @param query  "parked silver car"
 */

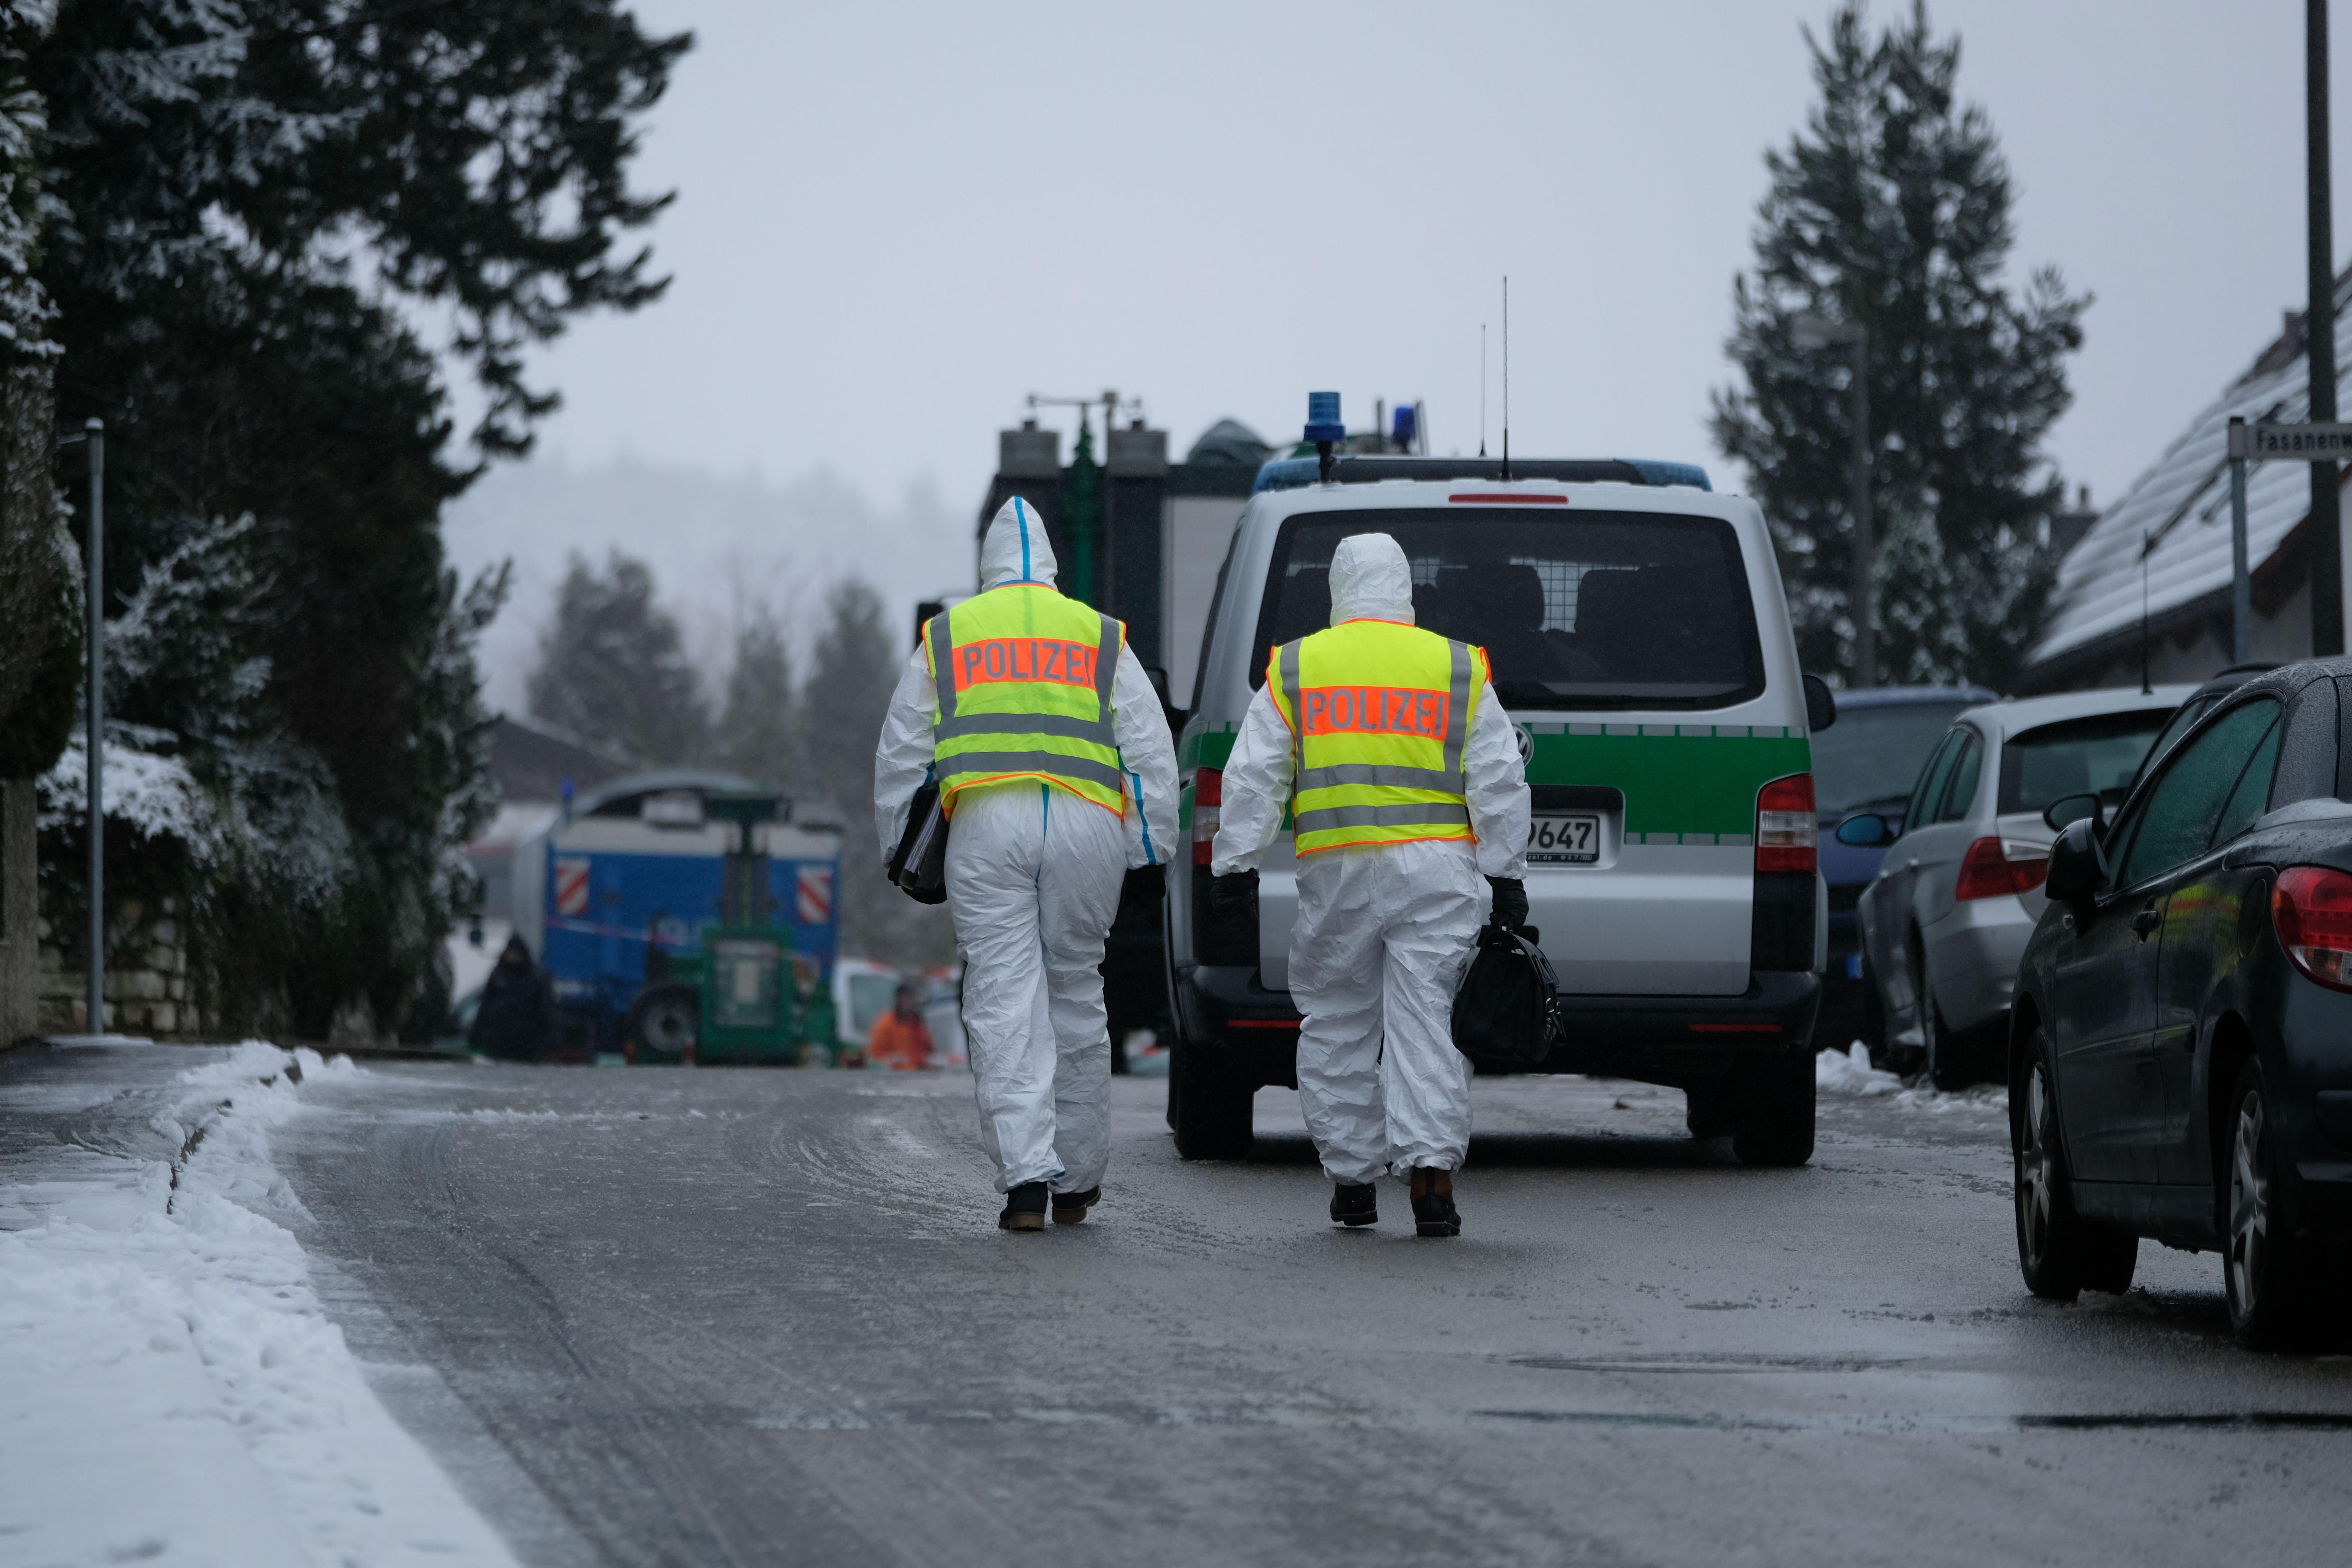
xmin=1848 ymin=686 xmax=2190 ymax=1086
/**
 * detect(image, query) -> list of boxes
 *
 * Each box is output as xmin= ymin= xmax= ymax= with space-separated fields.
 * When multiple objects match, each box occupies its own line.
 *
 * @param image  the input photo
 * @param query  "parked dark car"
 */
xmin=1812 ymin=686 xmax=1998 ymax=1052
xmin=2117 ymin=662 xmax=2278 ymax=802
xmin=2011 ymin=659 xmax=2352 ymax=1347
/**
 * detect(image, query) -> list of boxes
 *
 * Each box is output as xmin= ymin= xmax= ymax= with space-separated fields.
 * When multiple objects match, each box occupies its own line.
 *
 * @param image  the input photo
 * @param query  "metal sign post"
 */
xmin=83 ymin=420 xmax=103 ymax=1033
xmin=2224 ymin=417 xmax=2352 ymax=665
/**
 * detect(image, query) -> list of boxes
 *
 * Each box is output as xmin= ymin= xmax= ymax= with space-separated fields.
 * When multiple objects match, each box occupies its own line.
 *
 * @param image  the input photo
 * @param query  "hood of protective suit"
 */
xmin=979 ymin=495 xmax=1058 ymax=589
xmin=1328 ymin=532 xmax=1415 ymax=626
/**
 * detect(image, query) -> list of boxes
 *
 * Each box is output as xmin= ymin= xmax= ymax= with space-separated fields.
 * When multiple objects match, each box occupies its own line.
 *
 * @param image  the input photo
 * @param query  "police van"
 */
xmin=1164 ymin=450 xmax=1834 ymax=1166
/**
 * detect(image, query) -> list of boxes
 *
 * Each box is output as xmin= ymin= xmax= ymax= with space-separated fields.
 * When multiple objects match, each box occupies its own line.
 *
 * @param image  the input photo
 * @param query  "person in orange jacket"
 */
xmin=867 ymin=981 xmax=935 ymax=1071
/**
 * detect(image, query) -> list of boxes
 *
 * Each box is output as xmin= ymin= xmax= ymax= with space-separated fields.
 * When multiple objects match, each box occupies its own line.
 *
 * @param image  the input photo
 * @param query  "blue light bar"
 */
xmin=1620 ymin=459 xmax=1712 ymax=491
xmin=1253 ymin=456 xmax=1322 ymax=493
xmin=1303 ymin=390 xmax=1345 ymax=444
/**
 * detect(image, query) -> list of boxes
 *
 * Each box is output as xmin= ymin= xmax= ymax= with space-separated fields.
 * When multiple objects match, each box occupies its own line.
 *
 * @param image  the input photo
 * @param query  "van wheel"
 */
xmin=1686 ymin=1086 xmax=1735 ymax=1140
xmin=1730 ymin=1053 xmax=1814 ymax=1166
xmin=626 ymin=985 xmax=698 ymax=1060
xmin=2223 ymin=1058 xmax=2319 ymax=1349
xmin=2014 ymin=1028 xmax=2137 ymax=1299
xmin=1171 ymin=1039 xmax=1255 ymax=1160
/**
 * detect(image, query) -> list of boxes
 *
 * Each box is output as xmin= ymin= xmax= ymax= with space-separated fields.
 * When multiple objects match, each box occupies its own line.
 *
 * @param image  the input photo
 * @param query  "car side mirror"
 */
xmin=2043 ymin=792 xmax=2104 ymax=835
xmin=1834 ymin=812 xmax=1893 ymax=847
xmin=1803 ymin=673 xmax=1837 ymax=733
xmin=2043 ymin=818 xmax=2107 ymax=904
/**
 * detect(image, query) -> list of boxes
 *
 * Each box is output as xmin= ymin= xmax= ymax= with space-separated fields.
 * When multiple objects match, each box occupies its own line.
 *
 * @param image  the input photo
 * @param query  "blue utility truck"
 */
xmin=511 ymin=769 xmax=845 ymax=1060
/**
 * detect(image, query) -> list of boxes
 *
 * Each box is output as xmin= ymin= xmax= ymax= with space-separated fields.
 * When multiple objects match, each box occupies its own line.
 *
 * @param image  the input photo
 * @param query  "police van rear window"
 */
xmin=1247 ymin=509 xmax=1765 ymax=711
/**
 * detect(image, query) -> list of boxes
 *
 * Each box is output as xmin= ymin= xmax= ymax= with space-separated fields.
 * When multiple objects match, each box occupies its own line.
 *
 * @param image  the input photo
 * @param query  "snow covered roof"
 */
xmin=2028 ymin=276 xmax=2352 ymax=678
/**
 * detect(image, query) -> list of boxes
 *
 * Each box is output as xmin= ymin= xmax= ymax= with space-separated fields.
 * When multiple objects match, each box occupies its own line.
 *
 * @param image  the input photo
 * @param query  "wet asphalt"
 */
xmin=265 ymin=1059 xmax=2352 ymax=1568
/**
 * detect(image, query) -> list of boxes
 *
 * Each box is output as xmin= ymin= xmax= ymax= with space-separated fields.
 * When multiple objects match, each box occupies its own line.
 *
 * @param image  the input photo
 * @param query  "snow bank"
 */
xmin=1816 ymin=1040 xmax=1902 ymax=1097
xmin=0 ymin=1044 xmax=519 ymax=1568
xmin=1815 ymin=1041 xmax=2009 ymax=1115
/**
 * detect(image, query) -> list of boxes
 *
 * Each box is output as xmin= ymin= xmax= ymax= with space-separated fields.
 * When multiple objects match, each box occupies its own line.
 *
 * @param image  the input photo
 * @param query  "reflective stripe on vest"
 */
xmin=926 ymin=584 xmax=1126 ymax=815
xmin=1267 ymin=621 xmax=1483 ymax=854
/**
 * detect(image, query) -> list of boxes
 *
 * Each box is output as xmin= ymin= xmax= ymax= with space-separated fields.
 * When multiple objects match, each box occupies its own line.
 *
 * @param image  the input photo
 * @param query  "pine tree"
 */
xmin=719 ymin=600 xmax=798 ymax=788
xmin=1710 ymin=1 xmax=2087 ymax=689
xmin=0 ymin=0 xmax=69 ymax=781
xmin=528 ymin=550 xmax=712 ymax=767
xmin=23 ymin=1 xmax=685 ymax=1037
xmin=800 ymin=579 xmax=953 ymax=967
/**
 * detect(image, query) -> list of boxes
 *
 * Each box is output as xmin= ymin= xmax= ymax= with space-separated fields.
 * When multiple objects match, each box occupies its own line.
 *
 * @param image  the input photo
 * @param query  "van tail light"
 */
xmin=1756 ymin=774 xmax=1817 ymax=873
xmin=1955 ymin=837 xmax=2051 ymax=901
xmin=1192 ymin=768 xmax=1222 ymax=866
xmin=2272 ymin=865 xmax=2352 ymax=991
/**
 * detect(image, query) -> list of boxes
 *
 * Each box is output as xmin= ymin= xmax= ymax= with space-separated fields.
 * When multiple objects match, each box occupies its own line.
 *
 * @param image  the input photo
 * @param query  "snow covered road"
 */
xmin=11 ymin=1040 xmax=2352 ymax=1567
xmin=0 ymin=1042 xmax=518 ymax=1568
xmin=275 ymin=1053 xmax=2352 ymax=1567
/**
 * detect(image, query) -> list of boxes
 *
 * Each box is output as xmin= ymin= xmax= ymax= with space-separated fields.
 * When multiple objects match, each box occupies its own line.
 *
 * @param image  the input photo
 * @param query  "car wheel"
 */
xmin=1915 ymin=934 xmax=1980 ymax=1091
xmin=625 ymin=985 xmax=698 ymax=1060
xmin=2013 ymin=1028 xmax=2136 ymax=1300
xmin=1883 ymin=931 xmax=1926 ymax=1077
xmin=1170 ymin=1038 xmax=1254 ymax=1160
xmin=1730 ymin=1052 xmax=1814 ymax=1167
xmin=2223 ymin=1058 xmax=2318 ymax=1350
xmin=1858 ymin=947 xmax=1890 ymax=1068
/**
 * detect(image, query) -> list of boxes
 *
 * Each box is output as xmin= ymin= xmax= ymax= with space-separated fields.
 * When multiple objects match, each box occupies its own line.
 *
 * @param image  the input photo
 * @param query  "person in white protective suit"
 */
xmin=1210 ymin=532 xmax=1530 ymax=1236
xmin=875 ymin=496 xmax=1178 ymax=1231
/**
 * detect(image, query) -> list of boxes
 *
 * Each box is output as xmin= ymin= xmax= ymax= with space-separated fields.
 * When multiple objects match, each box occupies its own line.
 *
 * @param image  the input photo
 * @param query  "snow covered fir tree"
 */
xmin=0 ymin=2 xmax=689 ymax=1042
xmin=1711 ymin=0 xmax=2087 ymax=690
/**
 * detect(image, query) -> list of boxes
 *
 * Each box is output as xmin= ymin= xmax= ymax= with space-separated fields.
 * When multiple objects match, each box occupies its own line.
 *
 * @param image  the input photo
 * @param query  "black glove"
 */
xmin=1486 ymin=875 xmax=1528 ymax=933
xmin=1209 ymin=869 xmax=1258 ymax=923
xmin=1122 ymin=863 xmax=1167 ymax=909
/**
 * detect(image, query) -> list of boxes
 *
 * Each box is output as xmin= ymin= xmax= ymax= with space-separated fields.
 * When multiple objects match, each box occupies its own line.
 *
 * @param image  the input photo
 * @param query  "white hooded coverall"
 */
xmin=1210 ymin=532 xmax=1530 ymax=1185
xmin=875 ymin=498 xmax=1179 ymax=1195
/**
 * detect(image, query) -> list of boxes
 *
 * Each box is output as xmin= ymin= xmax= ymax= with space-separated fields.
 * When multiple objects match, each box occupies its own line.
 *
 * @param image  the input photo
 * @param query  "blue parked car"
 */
xmin=1811 ymin=685 xmax=1999 ymax=1053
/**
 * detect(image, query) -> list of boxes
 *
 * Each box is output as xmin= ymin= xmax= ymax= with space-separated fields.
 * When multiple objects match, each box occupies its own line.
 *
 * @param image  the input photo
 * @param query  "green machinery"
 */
xmin=628 ymin=792 xmax=835 ymax=1066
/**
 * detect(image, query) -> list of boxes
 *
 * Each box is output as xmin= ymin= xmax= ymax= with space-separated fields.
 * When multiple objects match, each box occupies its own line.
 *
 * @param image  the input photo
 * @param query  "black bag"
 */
xmin=1451 ymin=922 xmax=1562 ymax=1064
xmin=889 ymin=782 xmax=949 ymax=904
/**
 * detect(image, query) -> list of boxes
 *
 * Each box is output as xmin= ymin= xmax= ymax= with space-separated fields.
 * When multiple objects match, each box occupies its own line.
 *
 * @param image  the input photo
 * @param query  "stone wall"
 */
xmin=37 ymin=895 xmax=208 ymax=1038
xmin=0 ymin=779 xmax=35 ymax=1045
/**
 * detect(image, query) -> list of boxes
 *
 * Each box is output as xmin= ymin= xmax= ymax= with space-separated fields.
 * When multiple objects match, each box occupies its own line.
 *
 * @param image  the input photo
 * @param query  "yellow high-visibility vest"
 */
xmin=1266 ymin=619 xmax=1485 ymax=855
xmin=925 ymin=584 xmax=1127 ymax=817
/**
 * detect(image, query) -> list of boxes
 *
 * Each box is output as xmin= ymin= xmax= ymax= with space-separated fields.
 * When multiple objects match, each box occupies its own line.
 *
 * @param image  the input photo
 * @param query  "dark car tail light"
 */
xmin=1756 ymin=774 xmax=1817 ymax=873
xmin=2272 ymin=865 xmax=2352 ymax=991
xmin=1192 ymin=768 xmax=1221 ymax=866
xmin=1955 ymin=837 xmax=2051 ymax=901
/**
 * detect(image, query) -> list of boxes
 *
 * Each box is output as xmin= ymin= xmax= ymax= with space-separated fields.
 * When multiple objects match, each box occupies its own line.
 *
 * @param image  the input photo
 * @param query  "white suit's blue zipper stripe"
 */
xmin=1127 ymin=764 xmax=1156 ymax=865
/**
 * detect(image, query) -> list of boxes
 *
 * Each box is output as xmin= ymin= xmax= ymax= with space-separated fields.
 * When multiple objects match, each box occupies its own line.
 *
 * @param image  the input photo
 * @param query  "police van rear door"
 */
xmin=1247 ymin=497 xmax=1789 ymax=996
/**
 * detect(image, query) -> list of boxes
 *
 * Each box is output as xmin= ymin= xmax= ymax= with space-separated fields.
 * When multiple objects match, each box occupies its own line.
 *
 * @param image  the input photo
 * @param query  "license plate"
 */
xmin=1526 ymin=812 xmax=1600 ymax=864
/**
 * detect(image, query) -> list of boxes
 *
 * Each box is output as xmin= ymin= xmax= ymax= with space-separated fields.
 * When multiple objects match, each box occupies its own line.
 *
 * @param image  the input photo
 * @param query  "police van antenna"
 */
xmin=1500 ymin=276 xmax=1511 ymax=482
xmin=1479 ymin=323 xmax=1487 ymax=457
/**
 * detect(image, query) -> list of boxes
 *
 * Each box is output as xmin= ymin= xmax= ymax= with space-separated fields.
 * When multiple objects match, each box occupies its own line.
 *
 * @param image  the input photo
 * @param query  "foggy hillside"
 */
xmin=443 ymin=456 xmax=971 ymax=712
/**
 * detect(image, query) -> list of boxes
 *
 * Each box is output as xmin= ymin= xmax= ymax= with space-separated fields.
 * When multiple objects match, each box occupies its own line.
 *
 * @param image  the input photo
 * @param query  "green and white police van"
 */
xmin=1163 ymin=451 xmax=1834 ymax=1167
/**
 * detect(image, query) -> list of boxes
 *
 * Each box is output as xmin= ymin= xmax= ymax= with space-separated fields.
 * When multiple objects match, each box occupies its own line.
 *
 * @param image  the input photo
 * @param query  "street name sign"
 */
xmin=2228 ymin=420 xmax=2352 ymax=460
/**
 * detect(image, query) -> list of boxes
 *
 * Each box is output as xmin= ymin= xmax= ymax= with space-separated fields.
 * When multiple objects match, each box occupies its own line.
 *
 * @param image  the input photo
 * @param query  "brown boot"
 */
xmin=1408 ymin=1167 xmax=1460 ymax=1238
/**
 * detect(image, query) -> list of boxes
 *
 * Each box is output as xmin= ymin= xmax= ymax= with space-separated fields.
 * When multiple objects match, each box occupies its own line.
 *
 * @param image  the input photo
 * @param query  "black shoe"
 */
xmin=998 ymin=1181 xmax=1049 ymax=1232
xmin=1410 ymin=1187 xmax=1461 ymax=1238
xmin=1051 ymin=1186 xmax=1101 ymax=1225
xmin=1330 ymin=1183 xmax=1378 ymax=1227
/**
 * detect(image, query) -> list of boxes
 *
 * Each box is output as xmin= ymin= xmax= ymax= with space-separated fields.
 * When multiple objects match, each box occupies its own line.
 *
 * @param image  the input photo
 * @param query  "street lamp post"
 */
xmin=57 ymin=418 xmax=105 ymax=1033
xmin=1793 ymin=313 xmax=1874 ymax=688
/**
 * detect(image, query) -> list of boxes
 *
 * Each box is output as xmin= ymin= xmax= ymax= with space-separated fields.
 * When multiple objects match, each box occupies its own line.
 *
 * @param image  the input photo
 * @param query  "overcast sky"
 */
xmin=465 ymin=0 xmax=2352 ymax=583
